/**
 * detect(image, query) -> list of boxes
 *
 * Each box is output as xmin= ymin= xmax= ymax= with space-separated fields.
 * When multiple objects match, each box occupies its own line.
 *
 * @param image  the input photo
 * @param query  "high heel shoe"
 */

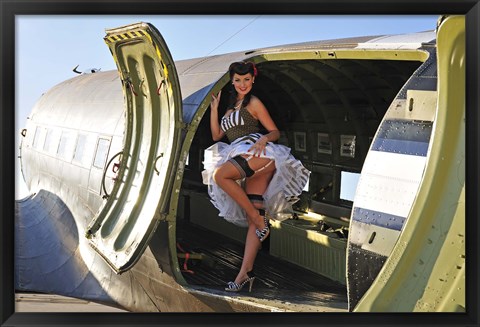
xmin=225 ymin=271 xmax=256 ymax=292
xmin=255 ymin=209 xmax=270 ymax=242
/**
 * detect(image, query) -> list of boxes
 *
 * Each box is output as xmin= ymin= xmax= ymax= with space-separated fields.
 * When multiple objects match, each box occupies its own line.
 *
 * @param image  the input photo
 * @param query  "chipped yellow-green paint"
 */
xmin=261 ymin=49 xmax=429 ymax=63
xmin=353 ymin=15 xmax=465 ymax=312
xmin=104 ymin=29 xmax=149 ymax=44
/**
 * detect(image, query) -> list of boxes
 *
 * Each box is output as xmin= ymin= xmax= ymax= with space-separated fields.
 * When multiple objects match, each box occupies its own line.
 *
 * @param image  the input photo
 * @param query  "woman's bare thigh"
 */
xmin=243 ymin=156 xmax=276 ymax=195
xmin=213 ymin=161 xmax=243 ymax=181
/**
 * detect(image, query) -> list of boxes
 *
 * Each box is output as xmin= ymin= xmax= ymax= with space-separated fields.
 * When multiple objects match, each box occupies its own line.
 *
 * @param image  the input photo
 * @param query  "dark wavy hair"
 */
xmin=228 ymin=61 xmax=258 ymax=109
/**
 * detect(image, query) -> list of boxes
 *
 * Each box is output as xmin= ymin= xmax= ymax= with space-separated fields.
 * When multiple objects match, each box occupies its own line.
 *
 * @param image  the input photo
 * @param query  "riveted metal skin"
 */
xmin=15 ymin=17 xmax=464 ymax=312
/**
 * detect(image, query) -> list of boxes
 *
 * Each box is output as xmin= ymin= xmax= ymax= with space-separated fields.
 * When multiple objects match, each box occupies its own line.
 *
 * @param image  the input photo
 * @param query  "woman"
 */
xmin=202 ymin=61 xmax=310 ymax=292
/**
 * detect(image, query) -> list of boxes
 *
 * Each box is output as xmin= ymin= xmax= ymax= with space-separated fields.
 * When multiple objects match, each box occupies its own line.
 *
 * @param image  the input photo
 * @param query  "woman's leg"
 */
xmin=232 ymin=224 xmax=261 ymax=284
xmin=232 ymin=162 xmax=275 ymax=285
xmin=212 ymin=156 xmax=275 ymax=230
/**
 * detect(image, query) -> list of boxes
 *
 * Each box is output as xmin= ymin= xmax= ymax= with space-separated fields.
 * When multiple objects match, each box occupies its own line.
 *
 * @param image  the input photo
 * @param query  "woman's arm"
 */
xmin=210 ymin=91 xmax=226 ymax=141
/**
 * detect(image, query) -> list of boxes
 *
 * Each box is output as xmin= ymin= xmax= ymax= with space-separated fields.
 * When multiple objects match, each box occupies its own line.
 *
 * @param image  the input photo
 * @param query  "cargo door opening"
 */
xmin=174 ymin=57 xmax=423 ymax=309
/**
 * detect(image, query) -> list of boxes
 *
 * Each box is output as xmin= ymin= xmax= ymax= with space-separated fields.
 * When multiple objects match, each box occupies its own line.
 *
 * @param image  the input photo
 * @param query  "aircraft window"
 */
xmin=317 ymin=133 xmax=332 ymax=155
xmin=340 ymin=171 xmax=360 ymax=202
xmin=93 ymin=138 xmax=111 ymax=169
xmin=340 ymin=135 xmax=356 ymax=158
xmin=73 ymin=134 xmax=88 ymax=164
xmin=42 ymin=129 xmax=51 ymax=151
xmin=57 ymin=131 xmax=72 ymax=160
xmin=32 ymin=126 xmax=42 ymax=149
xmin=43 ymin=128 xmax=56 ymax=153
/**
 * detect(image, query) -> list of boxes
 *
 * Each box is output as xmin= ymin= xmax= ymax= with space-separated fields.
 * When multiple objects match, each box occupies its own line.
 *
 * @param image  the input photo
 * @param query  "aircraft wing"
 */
xmin=15 ymin=190 xmax=160 ymax=311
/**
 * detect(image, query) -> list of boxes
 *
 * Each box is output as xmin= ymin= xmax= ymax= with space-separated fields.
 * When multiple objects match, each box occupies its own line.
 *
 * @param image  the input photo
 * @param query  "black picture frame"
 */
xmin=317 ymin=132 xmax=332 ymax=155
xmin=294 ymin=131 xmax=307 ymax=152
xmin=1 ymin=1 xmax=478 ymax=326
xmin=340 ymin=134 xmax=356 ymax=158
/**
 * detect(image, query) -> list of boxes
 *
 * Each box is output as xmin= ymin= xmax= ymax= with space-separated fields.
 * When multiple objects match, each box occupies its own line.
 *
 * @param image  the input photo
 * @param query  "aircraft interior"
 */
xmin=175 ymin=58 xmax=423 ymax=308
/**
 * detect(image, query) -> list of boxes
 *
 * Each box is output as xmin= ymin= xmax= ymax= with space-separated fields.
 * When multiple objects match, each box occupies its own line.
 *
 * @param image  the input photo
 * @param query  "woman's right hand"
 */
xmin=210 ymin=90 xmax=221 ymax=112
xmin=209 ymin=90 xmax=225 ymax=141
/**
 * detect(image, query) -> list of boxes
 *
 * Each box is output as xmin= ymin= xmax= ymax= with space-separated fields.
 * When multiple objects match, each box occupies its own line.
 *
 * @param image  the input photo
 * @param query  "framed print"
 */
xmin=317 ymin=132 xmax=332 ymax=154
xmin=340 ymin=134 xmax=356 ymax=158
xmin=294 ymin=131 xmax=307 ymax=152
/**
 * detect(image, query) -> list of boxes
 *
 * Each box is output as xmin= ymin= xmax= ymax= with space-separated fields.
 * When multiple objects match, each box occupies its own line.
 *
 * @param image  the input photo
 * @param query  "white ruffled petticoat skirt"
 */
xmin=202 ymin=133 xmax=310 ymax=227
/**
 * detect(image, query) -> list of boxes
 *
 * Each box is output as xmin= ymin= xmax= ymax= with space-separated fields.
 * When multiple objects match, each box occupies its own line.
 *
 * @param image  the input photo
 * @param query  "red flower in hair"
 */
xmin=252 ymin=63 xmax=258 ymax=77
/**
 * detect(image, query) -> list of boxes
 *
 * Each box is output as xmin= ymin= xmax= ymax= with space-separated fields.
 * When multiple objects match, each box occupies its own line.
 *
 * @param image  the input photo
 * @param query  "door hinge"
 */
xmin=179 ymin=122 xmax=191 ymax=131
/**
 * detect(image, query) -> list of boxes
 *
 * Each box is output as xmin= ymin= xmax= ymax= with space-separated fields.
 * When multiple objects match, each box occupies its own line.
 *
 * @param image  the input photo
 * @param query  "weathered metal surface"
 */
xmin=15 ymin=19 xmax=464 ymax=313
xmin=352 ymin=15 xmax=465 ymax=312
xmin=346 ymin=47 xmax=438 ymax=311
xmin=86 ymin=22 xmax=184 ymax=274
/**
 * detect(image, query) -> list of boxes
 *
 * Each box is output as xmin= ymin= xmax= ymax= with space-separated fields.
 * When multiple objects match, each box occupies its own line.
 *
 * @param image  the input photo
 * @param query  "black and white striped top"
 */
xmin=220 ymin=106 xmax=260 ymax=143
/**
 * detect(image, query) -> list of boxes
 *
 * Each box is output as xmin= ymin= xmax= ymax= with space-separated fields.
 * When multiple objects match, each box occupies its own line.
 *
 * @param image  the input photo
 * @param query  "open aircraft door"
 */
xmin=346 ymin=15 xmax=465 ymax=311
xmin=85 ymin=23 xmax=183 ymax=274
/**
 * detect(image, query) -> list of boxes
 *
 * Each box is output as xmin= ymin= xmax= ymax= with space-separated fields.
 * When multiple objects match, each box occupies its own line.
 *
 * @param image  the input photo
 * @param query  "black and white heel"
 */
xmin=225 ymin=271 xmax=256 ymax=292
xmin=255 ymin=209 xmax=270 ymax=242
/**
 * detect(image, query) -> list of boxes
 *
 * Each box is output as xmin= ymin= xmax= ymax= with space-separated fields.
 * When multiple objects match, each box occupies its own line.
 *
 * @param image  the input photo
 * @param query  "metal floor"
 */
xmin=176 ymin=221 xmax=348 ymax=312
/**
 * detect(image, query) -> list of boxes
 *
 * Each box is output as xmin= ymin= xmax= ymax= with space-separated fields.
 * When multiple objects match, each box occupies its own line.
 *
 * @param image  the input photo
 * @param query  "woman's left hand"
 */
xmin=248 ymin=136 xmax=268 ymax=157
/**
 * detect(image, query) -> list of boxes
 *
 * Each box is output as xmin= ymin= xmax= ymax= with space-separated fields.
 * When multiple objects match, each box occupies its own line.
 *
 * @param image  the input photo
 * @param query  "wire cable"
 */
xmin=205 ymin=15 xmax=262 ymax=56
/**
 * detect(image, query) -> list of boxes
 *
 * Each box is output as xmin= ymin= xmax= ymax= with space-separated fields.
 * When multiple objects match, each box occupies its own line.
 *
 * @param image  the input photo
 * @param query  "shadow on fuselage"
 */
xmin=14 ymin=190 xmax=118 ymax=306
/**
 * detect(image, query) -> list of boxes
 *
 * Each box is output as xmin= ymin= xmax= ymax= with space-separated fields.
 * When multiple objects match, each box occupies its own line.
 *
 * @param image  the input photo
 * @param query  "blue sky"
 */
xmin=15 ymin=15 xmax=439 ymax=199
